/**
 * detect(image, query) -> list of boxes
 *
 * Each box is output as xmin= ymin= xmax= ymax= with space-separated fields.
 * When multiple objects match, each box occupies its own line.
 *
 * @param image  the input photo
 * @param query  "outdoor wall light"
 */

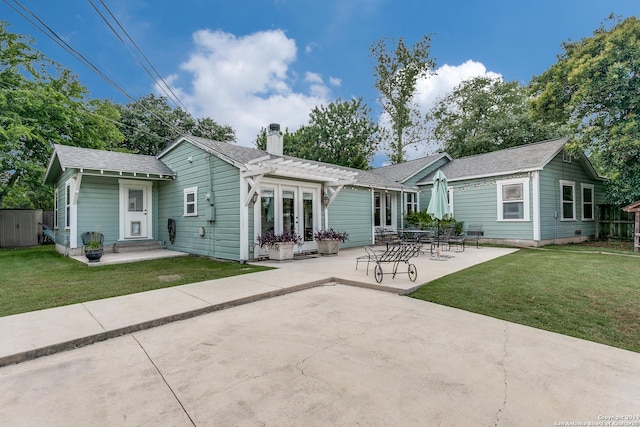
xmin=251 ymin=192 xmax=259 ymax=204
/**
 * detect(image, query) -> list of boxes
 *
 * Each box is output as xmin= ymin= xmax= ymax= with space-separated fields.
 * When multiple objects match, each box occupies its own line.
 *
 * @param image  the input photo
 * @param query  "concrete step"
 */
xmin=113 ymin=240 xmax=162 ymax=253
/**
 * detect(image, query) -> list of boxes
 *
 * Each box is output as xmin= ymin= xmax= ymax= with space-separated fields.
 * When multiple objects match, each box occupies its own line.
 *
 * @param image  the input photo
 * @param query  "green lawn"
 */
xmin=0 ymin=246 xmax=271 ymax=317
xmin=409 ymin=248 xmax=640 ymax=353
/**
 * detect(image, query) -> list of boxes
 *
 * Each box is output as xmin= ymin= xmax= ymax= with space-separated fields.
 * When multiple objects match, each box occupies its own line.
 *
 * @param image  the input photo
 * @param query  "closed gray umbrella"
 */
xmin=427 ymin=170 xmax=450 ymax=258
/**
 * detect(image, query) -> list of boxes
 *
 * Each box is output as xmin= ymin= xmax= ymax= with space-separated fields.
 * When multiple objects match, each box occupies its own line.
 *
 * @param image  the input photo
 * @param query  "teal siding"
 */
xmin=539 ymin=154 xmax=606 ymax=241
xmin=158 ymin=143 xmax=242 ymax=260
xmin=420 ymin=175 xmax=535 ymax=240
xmin=327 ymin=187 xmax=373 ymax=247
xmin=77 ymin=175 xmax=120 ymax=246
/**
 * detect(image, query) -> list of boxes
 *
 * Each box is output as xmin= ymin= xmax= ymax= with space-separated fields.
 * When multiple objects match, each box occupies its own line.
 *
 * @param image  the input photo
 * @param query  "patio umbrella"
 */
xmin=426 ymin=170 xmax=450 ymax=256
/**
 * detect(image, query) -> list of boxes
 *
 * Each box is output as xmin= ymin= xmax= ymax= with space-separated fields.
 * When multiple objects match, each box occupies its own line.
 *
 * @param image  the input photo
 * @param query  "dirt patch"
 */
xmin=578 ymin=240 xmax=634 ymax=252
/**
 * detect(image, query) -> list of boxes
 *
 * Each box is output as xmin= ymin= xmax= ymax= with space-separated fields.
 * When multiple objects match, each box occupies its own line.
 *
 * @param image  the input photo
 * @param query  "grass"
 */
xmin=0 ymin=246 xmax=271 ymax=317
xmin=409 ymin=248 xmax=640 ymax=353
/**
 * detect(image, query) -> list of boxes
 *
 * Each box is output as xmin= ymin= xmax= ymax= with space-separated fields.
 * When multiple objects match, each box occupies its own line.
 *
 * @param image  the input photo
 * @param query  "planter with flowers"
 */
xmin=256 ymin=230 xmax=303 ymax=261
xmin=314 ymin=228 xmax=349 ymax=255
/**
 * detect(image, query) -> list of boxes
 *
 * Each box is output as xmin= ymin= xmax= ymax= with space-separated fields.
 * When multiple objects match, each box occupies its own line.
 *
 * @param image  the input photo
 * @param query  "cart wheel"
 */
xmin=374 ymin=264 xmax=383 ymax=283
xmin=408 ymin=264 xmax=417 ymax=282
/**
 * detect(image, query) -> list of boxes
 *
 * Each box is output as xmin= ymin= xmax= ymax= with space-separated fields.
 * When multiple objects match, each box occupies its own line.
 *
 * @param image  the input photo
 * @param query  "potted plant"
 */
xmin=82 ymin=231 xmax=104 ymax=263
xmin=314 ymin=228 xmax=349 ymax=255
xmin=256 ymin=230 xmax=303 ymax=261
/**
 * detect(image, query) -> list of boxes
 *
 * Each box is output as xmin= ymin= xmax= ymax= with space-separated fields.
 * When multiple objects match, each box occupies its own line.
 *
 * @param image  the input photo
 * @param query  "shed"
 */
xmin=622 ymin=200 xmax=640 ymax=252
xmin=0 ymin=209 xmax=43 ymax=248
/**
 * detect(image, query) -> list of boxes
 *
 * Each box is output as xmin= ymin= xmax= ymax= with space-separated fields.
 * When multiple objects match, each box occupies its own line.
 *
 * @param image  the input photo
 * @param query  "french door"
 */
xmin=256 ymin=182 xmax=320 ymax=255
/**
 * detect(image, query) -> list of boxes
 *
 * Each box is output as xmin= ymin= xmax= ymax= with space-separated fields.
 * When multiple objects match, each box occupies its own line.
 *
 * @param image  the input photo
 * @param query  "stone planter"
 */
xmin=267 ymin=242 xmax=295 ymax=261
xmin=317 ymin=239 xmax=340 ymax=255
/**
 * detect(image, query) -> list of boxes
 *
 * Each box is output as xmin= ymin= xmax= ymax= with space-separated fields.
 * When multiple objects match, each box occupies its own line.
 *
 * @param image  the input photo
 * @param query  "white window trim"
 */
xmin=184 ymin=186 xmax=198 ymax=217
xmin=54 ymin=188 xmax=59 ymax=229
xmin=448 ymin=188 xmax=454 ymax=217
xmin=581 ymin=183 xmax=595 ymax=221
xmin=560 ymin=180 xmax=576 ymax=221
xmin=64 ymin=180 xmax=72 ymax=229
xmin=404 ymin=192 xmax=418 ymax=215
xmin=497 ymin=178 xmax=530 ymax=221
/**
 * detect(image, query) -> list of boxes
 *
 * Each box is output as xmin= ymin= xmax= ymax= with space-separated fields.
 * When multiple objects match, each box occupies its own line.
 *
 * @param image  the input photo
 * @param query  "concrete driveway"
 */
xmin=1 ymin=284 xmax=638 ymax=426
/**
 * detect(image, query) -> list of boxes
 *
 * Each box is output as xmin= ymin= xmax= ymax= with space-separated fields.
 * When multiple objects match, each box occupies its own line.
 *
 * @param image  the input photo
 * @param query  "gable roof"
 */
xmin=418 ymin=138 xmax=580 ymax=184
xmin=44 ymin=144 xmax=176 ymax=184
xmin=369 ymin=153 xmax=451 ymax=184
xmin=163 ymin=136 xmax=419 ymax=191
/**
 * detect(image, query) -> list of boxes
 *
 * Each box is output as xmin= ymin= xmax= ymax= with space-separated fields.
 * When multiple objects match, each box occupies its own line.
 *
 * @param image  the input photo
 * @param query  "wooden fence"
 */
xmin=596 ymin=205 xmax=635 ymax=240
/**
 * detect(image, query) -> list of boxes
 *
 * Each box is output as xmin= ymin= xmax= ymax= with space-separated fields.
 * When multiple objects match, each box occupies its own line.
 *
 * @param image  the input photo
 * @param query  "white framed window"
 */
xmin=404 ymin=192 xmax=418 ymax=215
xmin=184 ymin=186 xmax=198 ymax=216
xmin=54 ymin=188 xmax=59 ymax=229
xmin=65 ymin=181 xmax=72 ymax=228
xmin=581 ymin=183 xmax=594 ymax=221
xmin=497 ymin=178 xmax=530 ymax=221
xmin=560 ymin=180 xmax=575 ymax=221
xmin=563 ymin=150 xmax=573 ymax=163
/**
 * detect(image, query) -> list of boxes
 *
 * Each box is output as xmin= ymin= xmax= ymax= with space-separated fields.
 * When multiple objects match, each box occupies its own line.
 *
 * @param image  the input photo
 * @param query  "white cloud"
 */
xmin=414 ymin=60 xmax=502 ymax=115
xmin=329 ymin=76 xmax=342 ymax=87
xmin=166 ymin=29 xmax=331 ymax=145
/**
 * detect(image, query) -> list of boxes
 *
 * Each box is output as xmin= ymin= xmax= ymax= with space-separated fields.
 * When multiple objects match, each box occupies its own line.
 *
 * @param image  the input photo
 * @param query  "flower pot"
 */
xmin=267 ymin=242 xmax=295 ymax=261
xmin=85 ymin=248 xmax=103 ymax=262
xmin=317 ymin=239 xmax=340 ymax=255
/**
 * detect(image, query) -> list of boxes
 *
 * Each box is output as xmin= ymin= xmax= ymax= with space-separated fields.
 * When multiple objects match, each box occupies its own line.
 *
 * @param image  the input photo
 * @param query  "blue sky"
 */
xmin=2 ymin=0 xmax=638 ymax=157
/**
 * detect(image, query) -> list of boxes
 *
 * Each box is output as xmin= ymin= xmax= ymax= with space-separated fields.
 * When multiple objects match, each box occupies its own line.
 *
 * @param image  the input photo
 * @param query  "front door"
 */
xmin=120 ymin=180 xmax=152 ymax=239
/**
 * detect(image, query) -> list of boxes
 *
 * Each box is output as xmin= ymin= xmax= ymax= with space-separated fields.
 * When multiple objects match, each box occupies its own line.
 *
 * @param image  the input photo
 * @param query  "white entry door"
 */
xmin=120 ymin=181 xmax=152 ymax=239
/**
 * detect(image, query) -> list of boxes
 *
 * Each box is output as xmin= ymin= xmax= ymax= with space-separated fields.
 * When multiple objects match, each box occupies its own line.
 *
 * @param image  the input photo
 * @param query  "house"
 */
xmin=43 ymin=127 xmax=606 ymax=261
xmin=417 ymin=137 xmax=607 ymax=246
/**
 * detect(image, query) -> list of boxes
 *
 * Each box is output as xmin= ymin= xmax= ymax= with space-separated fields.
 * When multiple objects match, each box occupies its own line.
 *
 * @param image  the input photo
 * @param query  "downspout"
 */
xmin=207 ymin=155 xmax=216 ymax=258
xmin=532 ymin=171 xmax=541 ymax=243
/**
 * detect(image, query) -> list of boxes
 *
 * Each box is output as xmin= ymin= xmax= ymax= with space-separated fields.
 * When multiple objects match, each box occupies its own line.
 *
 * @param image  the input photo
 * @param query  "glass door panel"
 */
xmin=260 ymin=189 xmax=275 ymax=234
xmin=282 ymin=190 xmax=295 ymax=233
xmin=302 ymin=191 xmax=313 ymax=242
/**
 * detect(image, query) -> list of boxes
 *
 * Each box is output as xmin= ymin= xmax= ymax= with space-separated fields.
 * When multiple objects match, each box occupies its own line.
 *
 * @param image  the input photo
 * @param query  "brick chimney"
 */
xmin=266 ymin=123 xmax=283 ymax=156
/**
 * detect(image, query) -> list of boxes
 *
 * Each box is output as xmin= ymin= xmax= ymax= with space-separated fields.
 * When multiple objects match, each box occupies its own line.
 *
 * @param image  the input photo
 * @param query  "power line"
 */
xmin=2 ymin=0 xmax=188 ymax=137
xmin=89 ymin=0 xmax=191 ymax=113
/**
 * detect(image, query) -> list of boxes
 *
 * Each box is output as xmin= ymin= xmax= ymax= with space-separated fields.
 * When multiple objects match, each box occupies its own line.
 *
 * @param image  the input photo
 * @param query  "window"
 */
xmin=497 ymin=178 xmax=529 ymax=221
xmin=563 ymin=150 xmax=572 ymax=163
xmin=374 ymin=192 xmax=382 ymax=227
xmin=581 ymin=184 xmax=594 ymax=221
xmin=560 ymin=180 xmax=575 ymax=220
xmin=65 ymin=181 xmax=72 ymax=228
xmin=184 ymin=187 xmax=198 ymax=216
xmin=405 ymin=193 xmax=418 ymax=215
xmin=54 ymin=188 xmax=59 ymax=229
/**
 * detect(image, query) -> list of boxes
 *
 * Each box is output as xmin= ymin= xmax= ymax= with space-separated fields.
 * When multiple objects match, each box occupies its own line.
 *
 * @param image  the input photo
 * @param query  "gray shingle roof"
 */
xmin=178 ymin=136 xmax=416 ymax=191
xmin=418 ymin=138 xmax=570 ymax=183
xmin=52 ymin=144 xmax=176 ymax=177
xmin=370 ymin=153 xmax=450 ymax=183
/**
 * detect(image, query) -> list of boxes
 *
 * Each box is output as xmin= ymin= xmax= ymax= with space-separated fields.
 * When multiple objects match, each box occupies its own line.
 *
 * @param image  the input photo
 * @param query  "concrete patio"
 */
xmin=2 ymin=245 xmax=639 ymax=425
xmin=1 ymin=245 xmax=516 ymax=367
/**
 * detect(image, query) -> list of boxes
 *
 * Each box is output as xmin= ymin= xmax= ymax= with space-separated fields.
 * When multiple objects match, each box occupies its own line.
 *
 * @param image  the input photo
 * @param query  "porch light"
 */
xmin=322 ymin=192 xmax=330 ymax=207
xmin=251 ymin=192 xmax=259 ymax=204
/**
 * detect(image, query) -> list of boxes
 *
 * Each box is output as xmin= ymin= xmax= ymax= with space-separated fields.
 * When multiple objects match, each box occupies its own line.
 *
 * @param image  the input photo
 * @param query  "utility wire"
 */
xmin=89 ymin=0 xmax=191 ymax=113
xmin=2 ymin=0 xmax=189 ymax=138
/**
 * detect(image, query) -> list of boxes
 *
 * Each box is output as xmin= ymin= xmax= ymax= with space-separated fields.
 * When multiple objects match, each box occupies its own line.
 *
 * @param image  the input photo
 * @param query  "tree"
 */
xmin=0 ymin=21 xmax=123 ymax=209
xmin=254 ymin=98 xmax=379 ymax=169
xmin=116 ymin=94 xmax=235 ymax=155
xmin=529 ymin=15 xmax=640 ymax=206
xmin=428 ymin=76 xmax=561 ymax=158
xmin=370 ymin=36 xmax=436 ymax=164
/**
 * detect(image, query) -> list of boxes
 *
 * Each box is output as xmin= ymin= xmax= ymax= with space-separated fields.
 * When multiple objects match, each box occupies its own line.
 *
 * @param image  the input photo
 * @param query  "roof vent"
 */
xmin=269 ymin=123 xmax=280 ymax=132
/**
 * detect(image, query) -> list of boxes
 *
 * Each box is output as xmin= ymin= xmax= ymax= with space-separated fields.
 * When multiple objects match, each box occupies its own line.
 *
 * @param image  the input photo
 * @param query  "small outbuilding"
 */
xmin=622 ymin=200 xmax=640 ymax=252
